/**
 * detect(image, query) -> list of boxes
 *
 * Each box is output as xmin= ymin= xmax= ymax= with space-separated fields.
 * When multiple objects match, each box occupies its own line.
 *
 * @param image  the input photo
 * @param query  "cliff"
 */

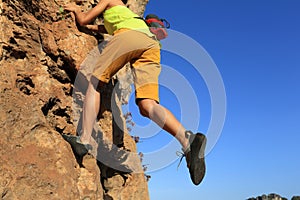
xmin=0 ymin=0 xmax=149 ymax=199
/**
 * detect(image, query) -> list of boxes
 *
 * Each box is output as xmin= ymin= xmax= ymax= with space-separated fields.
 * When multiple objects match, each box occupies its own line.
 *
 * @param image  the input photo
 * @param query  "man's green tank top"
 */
xmin=103 ymin=5 xmax=154 ymax=37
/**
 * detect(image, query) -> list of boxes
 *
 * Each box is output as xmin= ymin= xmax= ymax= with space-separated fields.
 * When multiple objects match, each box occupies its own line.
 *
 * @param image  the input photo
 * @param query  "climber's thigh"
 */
xmin=131 ymin=46 xmax=161 ymax=104
xmin=92 ymin=29 xmax=156 ymax=84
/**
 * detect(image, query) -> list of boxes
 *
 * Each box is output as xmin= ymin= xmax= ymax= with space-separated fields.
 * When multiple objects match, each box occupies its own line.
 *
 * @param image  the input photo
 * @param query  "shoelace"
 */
xmin=176 ymin=151 xmax=185 ymax=170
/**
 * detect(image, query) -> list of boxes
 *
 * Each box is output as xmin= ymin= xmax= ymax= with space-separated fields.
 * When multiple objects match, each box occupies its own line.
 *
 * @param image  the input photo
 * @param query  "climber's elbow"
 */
xmin=75 ymin=12 xmax=90 ymax=26
xmin=76 ymin=17 xmax=88 ymax=26
xmin=77 ymin=20 xmax=87 ymax=26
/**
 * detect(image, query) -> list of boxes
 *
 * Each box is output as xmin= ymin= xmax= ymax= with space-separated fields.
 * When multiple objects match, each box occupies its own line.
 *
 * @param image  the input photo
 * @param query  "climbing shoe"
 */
xmin=62 ymin=134 xmax=92 ymax=166
xmin=184 ymin=132 xmax=207 ymax=185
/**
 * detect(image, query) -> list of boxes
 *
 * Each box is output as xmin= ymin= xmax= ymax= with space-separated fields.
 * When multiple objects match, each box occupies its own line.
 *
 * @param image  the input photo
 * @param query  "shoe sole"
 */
xmin=190 ymin=133 xmax=207 ymax=185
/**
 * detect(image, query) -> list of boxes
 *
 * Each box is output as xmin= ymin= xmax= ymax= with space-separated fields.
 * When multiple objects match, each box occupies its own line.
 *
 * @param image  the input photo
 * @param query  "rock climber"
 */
xmin=62 ymin=0 xmax=207 ymax=185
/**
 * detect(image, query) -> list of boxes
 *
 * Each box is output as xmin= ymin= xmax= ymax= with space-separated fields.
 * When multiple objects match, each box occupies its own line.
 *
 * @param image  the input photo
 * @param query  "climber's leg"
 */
xmin=137 ymin=98 xmax=206 ymax=185
xmin=80 ymin=76 xmax=102 ymax=144
xmin=62 ymin=77 xmax=101 ymax=159
xmin=137 ymin=99 xmax=189 ymax=148
xmin=131 ymin=36 xmax=206 ymax=185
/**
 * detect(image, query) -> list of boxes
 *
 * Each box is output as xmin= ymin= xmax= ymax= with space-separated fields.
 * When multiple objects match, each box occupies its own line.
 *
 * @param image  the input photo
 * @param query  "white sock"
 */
xmin=182 ymin=130 xmax=195 ymax=153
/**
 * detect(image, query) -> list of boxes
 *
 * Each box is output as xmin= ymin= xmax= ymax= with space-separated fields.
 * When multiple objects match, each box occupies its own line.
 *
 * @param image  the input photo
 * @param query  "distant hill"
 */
xmin=247 ymin=193 xmax=300 ymax=200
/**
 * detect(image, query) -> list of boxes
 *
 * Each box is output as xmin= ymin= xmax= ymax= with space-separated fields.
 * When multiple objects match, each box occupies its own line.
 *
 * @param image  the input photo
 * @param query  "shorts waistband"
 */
xmin=113 ymin=28 xmax=131 ymax=35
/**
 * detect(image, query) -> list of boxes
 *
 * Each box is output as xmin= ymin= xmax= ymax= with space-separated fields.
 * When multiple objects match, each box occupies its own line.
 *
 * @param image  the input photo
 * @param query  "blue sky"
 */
xmin=126 ymin=1 xmax=300 ymax=199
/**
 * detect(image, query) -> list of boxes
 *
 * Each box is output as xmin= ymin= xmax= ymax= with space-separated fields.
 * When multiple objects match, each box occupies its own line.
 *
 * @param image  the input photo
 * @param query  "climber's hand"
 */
xmin=64 ymin=2 xmax=81 ymax=13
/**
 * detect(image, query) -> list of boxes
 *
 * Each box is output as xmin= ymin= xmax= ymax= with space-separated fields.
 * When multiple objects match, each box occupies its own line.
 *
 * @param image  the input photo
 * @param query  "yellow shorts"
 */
xmin=93 ymin=29 xmax=161 ymax=103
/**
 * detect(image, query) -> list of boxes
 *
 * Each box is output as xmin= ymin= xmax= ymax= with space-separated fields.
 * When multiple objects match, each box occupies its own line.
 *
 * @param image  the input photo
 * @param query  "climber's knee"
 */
xmin=90 ymin=76 xmax=106 ymax=93
xmin=137 ymin=98 xmax=157 ymax=118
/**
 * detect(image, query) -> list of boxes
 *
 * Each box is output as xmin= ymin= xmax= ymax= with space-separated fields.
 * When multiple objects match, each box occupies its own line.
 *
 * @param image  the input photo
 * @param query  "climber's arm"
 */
xmin=64 ymin=0 xmax=109 ymax=26
xmin=85 ymin=25 xmax=108 ymax=34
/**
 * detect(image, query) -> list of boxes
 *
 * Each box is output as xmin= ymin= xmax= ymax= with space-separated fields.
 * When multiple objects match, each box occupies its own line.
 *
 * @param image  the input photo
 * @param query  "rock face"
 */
xmin=0 ymin=0 xmax=149 ymax=199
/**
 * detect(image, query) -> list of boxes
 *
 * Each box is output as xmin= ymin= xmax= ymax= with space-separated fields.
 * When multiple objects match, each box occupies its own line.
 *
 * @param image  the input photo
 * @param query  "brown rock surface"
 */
xmin=0 ymin=0 xmax=150 ymax=199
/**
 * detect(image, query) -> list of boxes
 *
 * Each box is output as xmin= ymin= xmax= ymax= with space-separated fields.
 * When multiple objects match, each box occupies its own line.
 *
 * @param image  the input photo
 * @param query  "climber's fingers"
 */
xmin=64 ymin=2 xmax=81 ymax=12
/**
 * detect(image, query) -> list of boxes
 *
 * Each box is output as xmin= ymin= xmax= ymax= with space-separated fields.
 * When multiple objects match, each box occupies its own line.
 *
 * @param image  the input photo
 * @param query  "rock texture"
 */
xmin=0 ymin=0 xmax=149 ymax=199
